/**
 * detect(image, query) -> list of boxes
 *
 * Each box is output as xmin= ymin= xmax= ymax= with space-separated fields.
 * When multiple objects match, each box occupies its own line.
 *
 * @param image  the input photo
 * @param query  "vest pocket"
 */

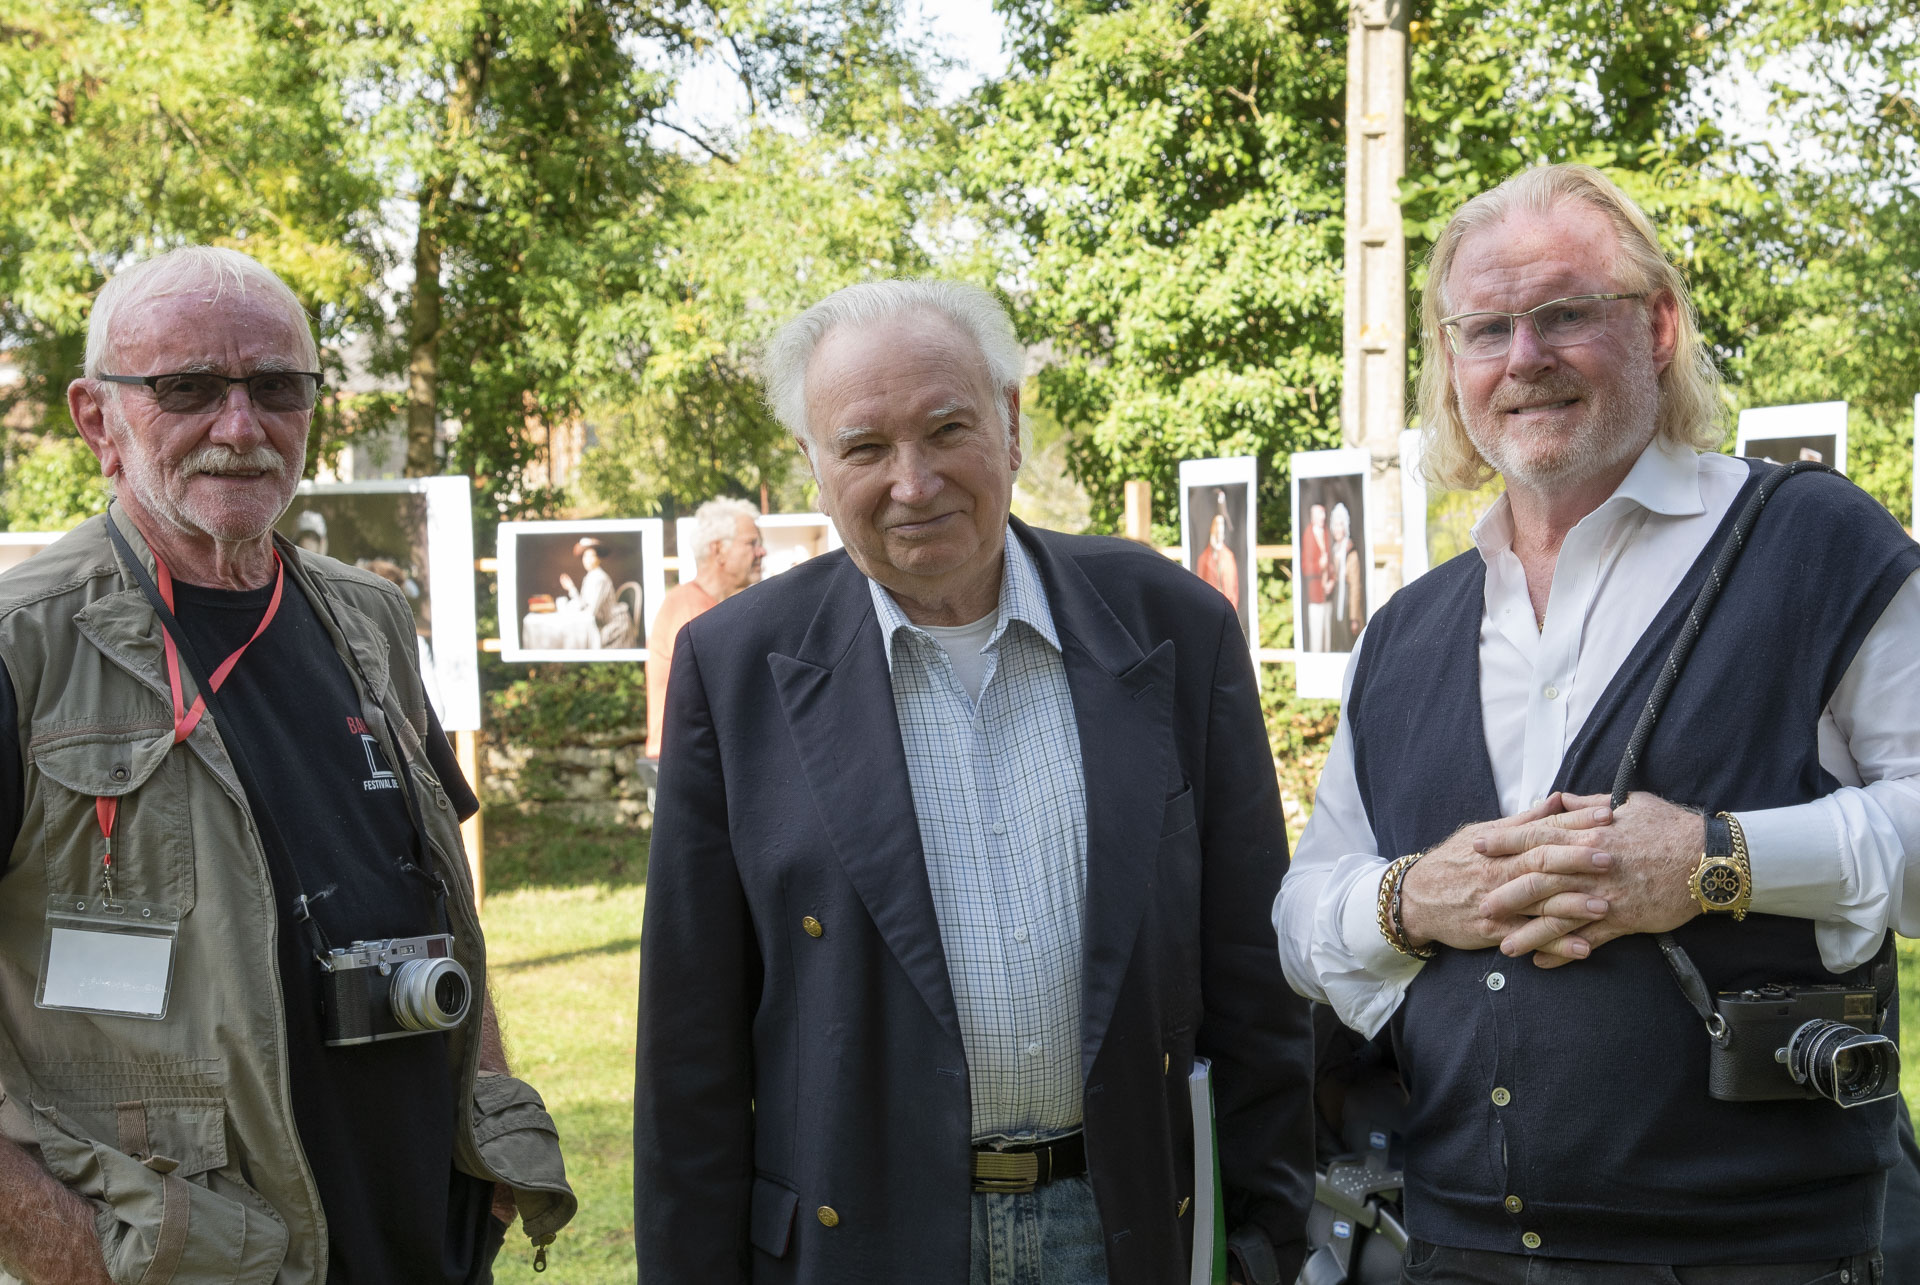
xmin=467 ymin=1071 xmax=578 ymax=1243
xmin=29 ymin=1097 xmax=288 ymax=1284
xmin=31 ymin=725 xmax=195 ymax=915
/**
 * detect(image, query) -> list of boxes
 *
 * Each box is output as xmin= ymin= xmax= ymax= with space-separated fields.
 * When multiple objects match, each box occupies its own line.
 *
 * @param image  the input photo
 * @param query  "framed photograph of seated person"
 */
xmin=276 ymin=477 xmax=481 ymax=731
xmin=1178 ymin=456 xmax=1258 ymax=652
xmin=498 ymin=519 xmax=665 ymax=665
xmin=1735 ymin=400 xmax=1847 ymax=475
xmin=673 ymin=512 xmax=841 ymax=584
xmin=1291 ymin=448 xmax=1373 ymax=700
xmin=0 ymin=533 xmax=60 ymax=577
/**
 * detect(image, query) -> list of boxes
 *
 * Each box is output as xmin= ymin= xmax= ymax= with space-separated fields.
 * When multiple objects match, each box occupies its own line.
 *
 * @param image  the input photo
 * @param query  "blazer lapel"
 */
xmin=769 ymin=558 xmax=962 ymax=1045
xmin=1017 ymin=524 xmax=1177 ymax=1073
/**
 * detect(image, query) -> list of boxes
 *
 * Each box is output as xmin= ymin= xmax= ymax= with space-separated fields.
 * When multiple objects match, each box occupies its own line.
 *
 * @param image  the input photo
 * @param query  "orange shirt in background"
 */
xmin=646 ymin=581 xmax=720 ymax=758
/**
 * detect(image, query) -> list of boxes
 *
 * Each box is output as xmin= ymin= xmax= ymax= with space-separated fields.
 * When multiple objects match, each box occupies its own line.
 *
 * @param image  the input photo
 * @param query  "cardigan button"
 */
xmin=1491 ymin=1087 xmax=1512 ymax=1107
xmin=1505 ymin=1195 xmax=1524 ymax=1213
xmin=1486 ymin=972 xmax=1506 ymax=991
xmin=1522 ymin=1232 xmax=1542 ymax=1250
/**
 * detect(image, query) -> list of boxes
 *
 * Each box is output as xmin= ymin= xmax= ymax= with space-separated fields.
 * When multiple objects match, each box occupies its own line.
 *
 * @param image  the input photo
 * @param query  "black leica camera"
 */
xmin=1710 ymin=982 xmax=1899 ymax=1109
xmin=318 ymin=933 xmax=471 ymax=1046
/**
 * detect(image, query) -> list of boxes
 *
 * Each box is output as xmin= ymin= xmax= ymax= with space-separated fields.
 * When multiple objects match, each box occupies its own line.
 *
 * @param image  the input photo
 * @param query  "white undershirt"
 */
xmin=1275 ymin=437 xmax=1920 ymax=1038
xmin=918 ymin=610 xmax=1000 ymax=703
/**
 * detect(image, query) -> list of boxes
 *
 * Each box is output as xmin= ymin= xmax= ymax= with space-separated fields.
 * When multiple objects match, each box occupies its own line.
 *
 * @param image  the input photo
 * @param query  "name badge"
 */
xmin=36 ymin=896 xmax=180 ymax=1020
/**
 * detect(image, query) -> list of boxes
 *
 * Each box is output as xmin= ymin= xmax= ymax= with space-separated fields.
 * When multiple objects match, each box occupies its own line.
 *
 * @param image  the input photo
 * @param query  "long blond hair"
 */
xmin=1414 ymin=164 xmax=1727 ymax=491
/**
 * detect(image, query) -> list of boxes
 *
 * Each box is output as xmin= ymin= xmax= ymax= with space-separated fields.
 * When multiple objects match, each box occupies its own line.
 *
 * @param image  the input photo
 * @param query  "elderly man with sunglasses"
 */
xmin=1277 ymin=165 xmax=1920 ymax=1283
xmin=0 ymin=247 xmax=572 ymax=1285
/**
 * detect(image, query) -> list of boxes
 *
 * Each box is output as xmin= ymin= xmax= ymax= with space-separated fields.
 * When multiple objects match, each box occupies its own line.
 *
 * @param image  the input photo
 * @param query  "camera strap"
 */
xmin=105 ymin=513 xmax=340 ymax=962
xmin=1603 ymin=462 xmax=1897 ymax=1039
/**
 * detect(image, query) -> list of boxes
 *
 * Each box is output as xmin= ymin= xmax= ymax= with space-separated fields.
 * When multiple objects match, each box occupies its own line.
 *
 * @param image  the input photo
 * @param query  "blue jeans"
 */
xmin=970 ymin=1175 xmax=1109 ymax=1285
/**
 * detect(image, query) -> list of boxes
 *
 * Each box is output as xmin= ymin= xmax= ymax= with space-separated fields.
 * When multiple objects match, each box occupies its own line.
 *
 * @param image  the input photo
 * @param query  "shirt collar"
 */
xmin=868 ymin=529 xmax=1062 ymax=672
xmin=1471 ymin=435 xmax=1706 ymax=561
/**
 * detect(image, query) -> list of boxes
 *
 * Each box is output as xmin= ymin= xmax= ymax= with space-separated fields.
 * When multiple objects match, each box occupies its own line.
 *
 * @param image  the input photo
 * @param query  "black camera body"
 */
xmin=319 ymin=933 xmax=472 ymax=1047
xmin=1709 ymin=982 xmax=1898 ymax=1109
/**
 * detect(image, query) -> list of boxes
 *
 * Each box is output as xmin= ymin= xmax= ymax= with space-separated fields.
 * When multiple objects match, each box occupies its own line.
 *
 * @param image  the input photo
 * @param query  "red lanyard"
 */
xmin=94 ymin=548 xmax=285 ymax=898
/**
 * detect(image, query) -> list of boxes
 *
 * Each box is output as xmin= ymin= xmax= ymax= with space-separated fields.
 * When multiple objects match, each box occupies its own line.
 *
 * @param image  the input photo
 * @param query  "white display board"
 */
xmin=1178 ymin=456 xmax=1259 ymax=651
xmin=0 ymin=532 xmax=60 ymax=576
xmin=1735 ymin=401 xmax=1847 ymax=474
xmin=1399 ymin=428 xmax=1429 ymax=585
xmin=1290 ymin=448 xmax=1374 ymax=700
xmin=497 ymin=518 xmax=666 ymax=664
xmin=278 ymin=478 xmax=481 ymax=731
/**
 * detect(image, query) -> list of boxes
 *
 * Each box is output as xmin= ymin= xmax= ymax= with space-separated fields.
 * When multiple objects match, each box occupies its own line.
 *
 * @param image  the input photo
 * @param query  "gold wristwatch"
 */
xmin=1688 ymin=812 xmax=1752 ymax=920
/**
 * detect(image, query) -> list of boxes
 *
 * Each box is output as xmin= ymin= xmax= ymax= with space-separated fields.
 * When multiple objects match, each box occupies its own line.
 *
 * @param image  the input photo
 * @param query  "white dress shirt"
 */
xmin=1276 ymin=437 xmax=1920 ymax=1037
xmin=871 ymin=532 xmax=1089 ymax=1140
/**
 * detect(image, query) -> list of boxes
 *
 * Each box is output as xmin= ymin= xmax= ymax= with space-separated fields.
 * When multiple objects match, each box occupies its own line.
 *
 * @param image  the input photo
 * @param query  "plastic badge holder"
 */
xmin=36 ymin=895 xmax=181 ymax=1020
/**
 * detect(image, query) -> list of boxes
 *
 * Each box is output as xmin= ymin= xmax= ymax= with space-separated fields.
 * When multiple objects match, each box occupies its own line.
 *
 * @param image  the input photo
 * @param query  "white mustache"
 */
xmin=180 ymin=445 xmax=285 ymax=477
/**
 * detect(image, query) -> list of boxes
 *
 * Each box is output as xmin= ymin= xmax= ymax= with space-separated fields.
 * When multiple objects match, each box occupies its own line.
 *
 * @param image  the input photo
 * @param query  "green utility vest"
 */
xmin=0 ymin=508 xmax=574 ymax=1285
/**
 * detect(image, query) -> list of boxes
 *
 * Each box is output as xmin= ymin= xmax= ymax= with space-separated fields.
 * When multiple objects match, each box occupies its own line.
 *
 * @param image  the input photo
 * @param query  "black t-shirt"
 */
xmin=0 ymin=575 xmax=494 ymax=1284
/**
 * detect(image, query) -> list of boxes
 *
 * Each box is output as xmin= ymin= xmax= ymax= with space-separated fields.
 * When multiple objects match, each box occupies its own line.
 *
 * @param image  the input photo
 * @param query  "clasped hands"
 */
xmin=1397 ymin=792 xmax=1707 ymax=968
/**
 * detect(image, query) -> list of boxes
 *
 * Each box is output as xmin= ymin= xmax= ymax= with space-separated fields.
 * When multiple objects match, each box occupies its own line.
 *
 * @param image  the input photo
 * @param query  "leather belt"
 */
xmin=970 ymin=1132 xmax=1087 ymax=1195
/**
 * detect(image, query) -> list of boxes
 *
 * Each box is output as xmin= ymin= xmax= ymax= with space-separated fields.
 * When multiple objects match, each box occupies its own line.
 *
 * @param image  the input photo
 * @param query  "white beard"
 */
xmin=1463 ymin=357 xmax=1661 ymax=492
xmin=110 ymin=410 xmax=292 ymax=544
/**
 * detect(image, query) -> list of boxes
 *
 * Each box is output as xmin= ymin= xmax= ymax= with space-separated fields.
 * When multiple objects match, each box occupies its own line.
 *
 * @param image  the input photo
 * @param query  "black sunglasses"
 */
xmin=96 ymin=370 xmax=324 ymax=415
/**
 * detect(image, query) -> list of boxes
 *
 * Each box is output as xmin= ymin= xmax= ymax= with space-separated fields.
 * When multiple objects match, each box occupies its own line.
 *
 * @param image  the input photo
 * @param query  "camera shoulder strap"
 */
xmin=1600 ymin=461 xmax=1895 ymax=1035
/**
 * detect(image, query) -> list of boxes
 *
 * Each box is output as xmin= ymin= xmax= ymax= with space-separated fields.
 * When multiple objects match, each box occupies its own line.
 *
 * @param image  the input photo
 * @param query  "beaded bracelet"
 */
xmin=1376 ymin=852 xmax=1437 ymax=959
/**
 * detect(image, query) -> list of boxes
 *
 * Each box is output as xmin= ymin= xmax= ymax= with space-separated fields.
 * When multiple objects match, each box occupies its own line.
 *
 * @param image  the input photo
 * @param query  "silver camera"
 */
xmin=318 ymin=933 xmax=471 ymax=1047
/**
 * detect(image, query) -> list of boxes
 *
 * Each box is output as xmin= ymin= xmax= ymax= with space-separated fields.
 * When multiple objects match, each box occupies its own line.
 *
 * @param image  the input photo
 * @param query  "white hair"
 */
xmin=85 ymin=246 xmax=317 ymax=379
xmin=690 ymin=497 xmax=759 ymax=570
xmin=762 ymin=279 xmax=1025 ymax=444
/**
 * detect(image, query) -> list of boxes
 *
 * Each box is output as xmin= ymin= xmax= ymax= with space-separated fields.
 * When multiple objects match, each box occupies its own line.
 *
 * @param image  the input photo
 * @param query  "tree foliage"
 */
xmin=967 ymin=0 xmax=1349 ymax=540
xmin=976 ymin=0 xmax=1920 ymax=534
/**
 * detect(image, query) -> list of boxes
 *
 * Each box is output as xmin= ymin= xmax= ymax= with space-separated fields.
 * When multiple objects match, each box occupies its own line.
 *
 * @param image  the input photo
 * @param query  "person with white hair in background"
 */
xmin=635 ymin=278 xmax=1314 ymax=1285
xmin=0 ymin=246 xmax=573 ymax=1285
xmin=643 ymin=496 xmax=764 ymax=758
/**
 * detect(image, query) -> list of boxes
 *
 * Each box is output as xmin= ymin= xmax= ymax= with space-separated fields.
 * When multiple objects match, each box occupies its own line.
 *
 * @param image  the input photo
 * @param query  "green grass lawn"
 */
xmin=477 ymin=804 xmax=1920 ymax=1284
xmin=482 ymin=809 xmax=647 ymax=1285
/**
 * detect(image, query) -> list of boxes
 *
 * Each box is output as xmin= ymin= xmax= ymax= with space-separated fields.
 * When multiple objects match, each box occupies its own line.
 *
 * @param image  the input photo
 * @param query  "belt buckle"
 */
xmin=972 ymin=1149 xmax=1039 ymax=1195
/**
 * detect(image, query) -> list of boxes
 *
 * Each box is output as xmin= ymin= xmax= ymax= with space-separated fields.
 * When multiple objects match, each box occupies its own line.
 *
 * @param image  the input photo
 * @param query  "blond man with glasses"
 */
xmin=1277 ymin=164 xmax=1920 ymax=1284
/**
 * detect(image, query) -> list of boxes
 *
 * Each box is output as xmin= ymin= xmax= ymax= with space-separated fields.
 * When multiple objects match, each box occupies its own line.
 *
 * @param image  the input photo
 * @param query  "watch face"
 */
xmin=1697 ymin=860 xmax=1743 ymax=907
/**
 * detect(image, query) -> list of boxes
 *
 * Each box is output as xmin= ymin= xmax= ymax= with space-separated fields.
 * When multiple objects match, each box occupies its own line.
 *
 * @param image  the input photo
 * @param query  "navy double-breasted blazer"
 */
xmin=634 ymin=520 xmax=1313 ymax=1283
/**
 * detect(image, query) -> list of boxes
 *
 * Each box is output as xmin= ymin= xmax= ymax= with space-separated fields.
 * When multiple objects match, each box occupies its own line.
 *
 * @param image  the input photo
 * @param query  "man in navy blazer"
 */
xmin=634 ymin=280 xmax=1313 ymax=1284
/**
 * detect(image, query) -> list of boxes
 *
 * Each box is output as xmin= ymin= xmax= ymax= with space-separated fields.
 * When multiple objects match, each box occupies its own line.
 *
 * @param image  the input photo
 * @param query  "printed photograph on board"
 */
xmin=498 ymin=519 xmax=665 ymax=664
xmin=1178 ymin=457 xmax=1258 ymax=649
xmin=756 ymin=513 xmax=842 ymax=578
xmin=276 ymin=478 xmax=481 ymax=730
xmin=1736 ymin=401 xmax=1848 ymax=475
xmin=1291 ymin=448 xmax=1374 ymax=700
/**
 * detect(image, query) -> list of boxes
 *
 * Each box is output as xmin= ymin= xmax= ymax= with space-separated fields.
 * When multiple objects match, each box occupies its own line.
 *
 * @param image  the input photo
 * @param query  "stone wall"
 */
xmin=481 ymin=736 xmax=656 ymax=827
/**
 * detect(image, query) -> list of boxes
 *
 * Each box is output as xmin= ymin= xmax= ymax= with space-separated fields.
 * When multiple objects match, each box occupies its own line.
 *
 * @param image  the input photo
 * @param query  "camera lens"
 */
xmin=390 ymin=957 xmax=472 ymax=1032
xmin=1786 ymin=1019 xmax=1900 ymax=1108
